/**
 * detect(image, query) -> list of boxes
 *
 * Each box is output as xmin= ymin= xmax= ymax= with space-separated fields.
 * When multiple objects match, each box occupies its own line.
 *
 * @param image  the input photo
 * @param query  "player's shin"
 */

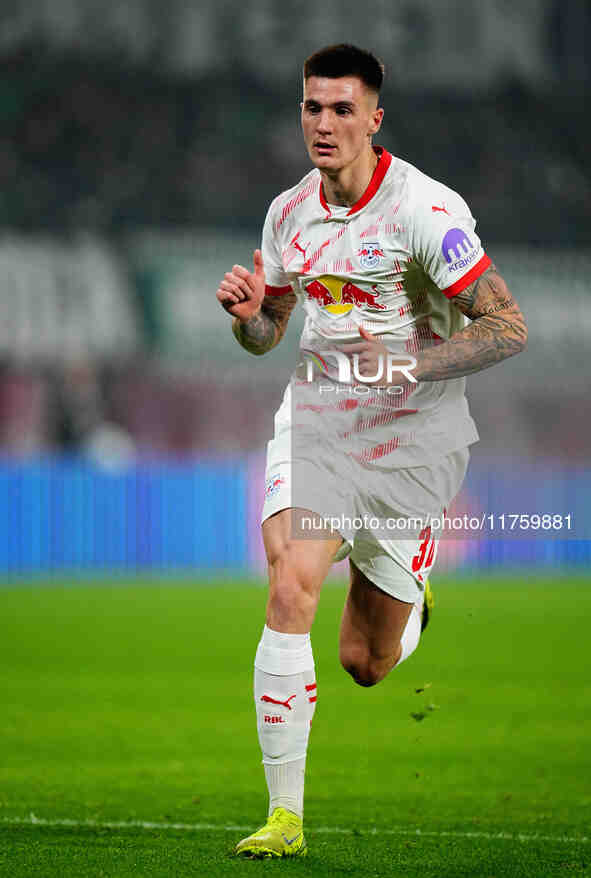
xmin=254 ymin=625 xmax=316 ymax=819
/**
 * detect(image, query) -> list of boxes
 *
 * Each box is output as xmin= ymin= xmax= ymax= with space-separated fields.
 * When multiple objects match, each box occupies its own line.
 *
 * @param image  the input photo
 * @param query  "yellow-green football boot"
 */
xmin=235 ymin=807 xmax=307 ymax=859
xmin=421 ymin=579 xmax=434 ymax=632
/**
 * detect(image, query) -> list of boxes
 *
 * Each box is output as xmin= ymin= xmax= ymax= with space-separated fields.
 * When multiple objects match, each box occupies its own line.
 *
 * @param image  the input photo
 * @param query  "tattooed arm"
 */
xmin=216 ymin=248 xmax=297 ymax=356
xmin=345 ymin=264 xmax=527 ymax=385
xmin=415 ymin=264 xmax=527 ymax=381
xmin=232 ymin=292 xmax=297 ymax=355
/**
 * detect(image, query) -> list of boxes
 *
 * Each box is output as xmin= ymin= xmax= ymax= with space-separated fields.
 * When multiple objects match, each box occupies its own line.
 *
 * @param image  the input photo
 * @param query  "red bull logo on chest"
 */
xmin=304 ymin=275 xmax=386 ymax=315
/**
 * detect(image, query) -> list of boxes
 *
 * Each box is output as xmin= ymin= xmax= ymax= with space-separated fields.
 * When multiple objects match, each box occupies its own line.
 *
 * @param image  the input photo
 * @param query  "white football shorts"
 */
xmin=262 ymin=381 xmax=470 ymax=604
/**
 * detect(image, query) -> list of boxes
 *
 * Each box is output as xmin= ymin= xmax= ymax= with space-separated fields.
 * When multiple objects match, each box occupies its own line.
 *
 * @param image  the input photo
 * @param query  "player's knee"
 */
xmin=340 ymin=644 xmax=400 ymax=687
xmin=345 ymin=660 xmax=381 ymax=688
xmin=268 ymin=578 xmax=315 ymax=624
xmin=268 ymin=539 xmax=318 ymax=593
xmin=340 ymin=647 xmax=381 ymax=688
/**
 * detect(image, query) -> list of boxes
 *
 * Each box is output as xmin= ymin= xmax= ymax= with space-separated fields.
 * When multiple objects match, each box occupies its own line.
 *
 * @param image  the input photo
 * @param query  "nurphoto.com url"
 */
xmin=300 ymin=512 xmax=574 ymax=536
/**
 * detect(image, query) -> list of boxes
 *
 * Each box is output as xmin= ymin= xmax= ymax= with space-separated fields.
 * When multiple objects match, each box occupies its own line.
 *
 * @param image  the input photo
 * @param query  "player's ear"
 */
xmin=369 ymin=107 xmax=384 ymax=135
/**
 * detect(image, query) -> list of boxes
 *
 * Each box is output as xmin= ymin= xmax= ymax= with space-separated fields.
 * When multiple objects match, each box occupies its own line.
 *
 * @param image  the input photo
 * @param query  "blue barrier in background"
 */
xmin=0 ymin=458 xmax=248 ymax=573
xmin=0 ymin=456 xmax=588 ymax=575
xmin=458 ymin=459 xmax=591 ymax=570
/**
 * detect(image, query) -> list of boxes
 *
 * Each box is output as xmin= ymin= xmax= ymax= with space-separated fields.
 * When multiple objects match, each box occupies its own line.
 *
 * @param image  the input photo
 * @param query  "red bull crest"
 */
xmin=305 ymin=275 xmax=386 ymax=315
xmin=357 ymin=242 xmax=385 ymax=269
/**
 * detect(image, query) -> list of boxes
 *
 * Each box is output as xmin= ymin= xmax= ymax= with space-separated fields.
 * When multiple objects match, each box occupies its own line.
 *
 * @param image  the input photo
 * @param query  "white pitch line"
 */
xmin=0 ymin=814 xmax=588 ymax=846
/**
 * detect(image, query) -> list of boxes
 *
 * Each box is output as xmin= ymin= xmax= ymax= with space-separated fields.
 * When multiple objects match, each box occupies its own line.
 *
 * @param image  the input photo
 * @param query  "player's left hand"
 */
xmin=340 ymin=326 xmax=418 ymax=387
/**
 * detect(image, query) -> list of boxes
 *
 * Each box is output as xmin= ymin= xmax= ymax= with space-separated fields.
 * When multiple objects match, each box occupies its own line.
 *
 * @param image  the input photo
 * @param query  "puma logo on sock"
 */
xmin=260 ymin=694 xmax=296 ymax=710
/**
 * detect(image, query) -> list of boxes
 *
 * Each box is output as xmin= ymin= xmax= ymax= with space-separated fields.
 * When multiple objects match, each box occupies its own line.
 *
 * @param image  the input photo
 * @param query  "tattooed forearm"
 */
xmin=415 ymin=266 xmax=527 ymax=381
xmin=232 ymin=310 xmax=277 ymax=355
xmin=416 ymin=313 xmax=526 ymax=380
xmin=232 ymin=292 xmax=297 ymax=356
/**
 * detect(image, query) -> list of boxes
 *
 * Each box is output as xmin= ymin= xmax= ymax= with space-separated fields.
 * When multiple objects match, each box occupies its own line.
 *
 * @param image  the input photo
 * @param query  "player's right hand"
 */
xmin=216 ymin=249 xmax=266 ymax=322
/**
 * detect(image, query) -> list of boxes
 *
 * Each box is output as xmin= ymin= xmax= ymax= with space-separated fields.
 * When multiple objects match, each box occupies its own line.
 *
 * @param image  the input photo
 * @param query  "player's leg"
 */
xmin=339 ymin=448 xmax=470 ymax=687
xmin=262 ymin=506 xmax=340 ymax=632
xmin=236 ymin=507 xmax=341 ymax=858
xmin=339 ymin=560 xmax=420 ymax=687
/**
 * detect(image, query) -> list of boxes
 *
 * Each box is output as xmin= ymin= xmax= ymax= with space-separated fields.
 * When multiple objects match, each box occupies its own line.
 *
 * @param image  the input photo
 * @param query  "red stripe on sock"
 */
xmin=308 ymin=696 xmax=317 ymax=703
xmin=305 ymin=683 xmax=317 ymax=691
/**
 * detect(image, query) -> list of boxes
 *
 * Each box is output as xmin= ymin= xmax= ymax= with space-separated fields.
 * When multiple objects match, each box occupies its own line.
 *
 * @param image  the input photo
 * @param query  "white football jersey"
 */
xmin=261 ymin=147 xmax=491 ymax=466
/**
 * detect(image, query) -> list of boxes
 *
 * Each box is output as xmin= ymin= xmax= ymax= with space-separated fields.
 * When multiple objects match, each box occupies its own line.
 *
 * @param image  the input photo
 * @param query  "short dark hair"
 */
xmin=303 ymin=44 xmax=384 ymax=94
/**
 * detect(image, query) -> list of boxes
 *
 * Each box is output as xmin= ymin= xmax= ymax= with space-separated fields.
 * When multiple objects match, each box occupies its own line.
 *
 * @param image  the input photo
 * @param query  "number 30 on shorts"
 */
xmin=412 ymin=526 xmax=436 ymax=573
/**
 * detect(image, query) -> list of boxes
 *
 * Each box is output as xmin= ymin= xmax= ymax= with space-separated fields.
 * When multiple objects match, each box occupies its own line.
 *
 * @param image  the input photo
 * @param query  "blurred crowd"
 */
xmin=0 ymin=359 xmax=283 ymax=461
xmin=0 ymin=43 xmax=589 ymax=242
xmin=0 ymin=356 xmax=588 ymax=463
xmin=0 ymin=34 xmax=589 ymax=461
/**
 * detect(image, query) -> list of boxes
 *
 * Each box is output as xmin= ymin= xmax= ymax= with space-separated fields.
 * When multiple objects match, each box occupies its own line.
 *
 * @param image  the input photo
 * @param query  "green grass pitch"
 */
xmin=1 ymin=575 xmax=589 ymax=877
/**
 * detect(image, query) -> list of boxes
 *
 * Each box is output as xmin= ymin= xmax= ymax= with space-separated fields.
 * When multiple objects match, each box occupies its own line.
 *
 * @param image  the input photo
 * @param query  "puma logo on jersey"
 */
xmin=282 ymin=231 xmax=310 ymax=268
xmin=292 ymin=236 xmax=306 ymax=256
xmin=432 ymin=204 xmax=450 ymax=215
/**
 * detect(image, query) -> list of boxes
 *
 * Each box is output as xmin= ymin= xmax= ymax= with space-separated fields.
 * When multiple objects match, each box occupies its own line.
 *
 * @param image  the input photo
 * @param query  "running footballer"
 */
xmin=216 ymin=44 xmax=527 ymax=859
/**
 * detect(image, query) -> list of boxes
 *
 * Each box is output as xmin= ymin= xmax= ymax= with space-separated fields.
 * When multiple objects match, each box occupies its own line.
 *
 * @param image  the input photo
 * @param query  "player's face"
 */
xmin=301 ymin=76 xmax=383 ymax=173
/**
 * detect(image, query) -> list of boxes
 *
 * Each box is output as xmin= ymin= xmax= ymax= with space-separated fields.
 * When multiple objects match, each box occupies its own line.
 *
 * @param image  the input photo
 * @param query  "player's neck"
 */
xmin=320 ymin=146 xmax=379 ymax=208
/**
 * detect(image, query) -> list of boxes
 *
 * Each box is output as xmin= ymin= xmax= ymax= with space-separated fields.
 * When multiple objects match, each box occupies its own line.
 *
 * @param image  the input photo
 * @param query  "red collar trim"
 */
xmin=319 ymin=146 xmax=392 ymax=217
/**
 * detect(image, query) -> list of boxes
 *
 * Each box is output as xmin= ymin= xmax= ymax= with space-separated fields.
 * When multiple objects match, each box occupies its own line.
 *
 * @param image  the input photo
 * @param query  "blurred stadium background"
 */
xmin=0 ymin=0 xmax=589 ymax=577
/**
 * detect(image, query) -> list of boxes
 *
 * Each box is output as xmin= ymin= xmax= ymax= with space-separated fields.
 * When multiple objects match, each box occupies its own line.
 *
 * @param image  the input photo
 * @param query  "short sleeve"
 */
xmin=261 ymin=200 xmax=292 ymax=296
xmin=410 ymin=187 xmax=491 ymax=299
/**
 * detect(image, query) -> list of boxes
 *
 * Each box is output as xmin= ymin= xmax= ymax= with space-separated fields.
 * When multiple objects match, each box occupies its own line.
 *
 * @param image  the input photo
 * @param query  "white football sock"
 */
xmin=397 ymin=603 xmax=422 ymax=666
xmin=264 ymin=753 xmax=306 ymax=817
xmin=254 ymin=625 xmax=316 ymax=819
